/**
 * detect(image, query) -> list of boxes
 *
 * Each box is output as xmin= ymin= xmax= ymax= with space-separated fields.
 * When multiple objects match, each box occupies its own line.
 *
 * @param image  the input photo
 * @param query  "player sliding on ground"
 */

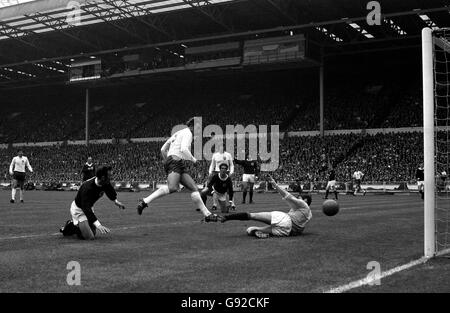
xmin=136 ymin=117 xmax=219 ymax=222
xmin=59 ymin=166 xmax=126 ymax=240
xmin=201 ymin=163 xmax=234 ymax=213
xmin=218 ymin=175 xmax=312 ymax=239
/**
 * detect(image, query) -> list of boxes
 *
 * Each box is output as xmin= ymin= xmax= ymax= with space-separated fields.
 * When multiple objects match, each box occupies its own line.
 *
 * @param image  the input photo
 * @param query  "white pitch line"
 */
xmin=324 ymin=257 xmax=429 ymax=293
xmin=0 ymin=220 xmax=199 ymax=241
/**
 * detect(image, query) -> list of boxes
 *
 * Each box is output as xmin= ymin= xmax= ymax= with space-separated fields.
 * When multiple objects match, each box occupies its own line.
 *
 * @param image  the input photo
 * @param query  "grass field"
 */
xmin=0 ymin=190 xmax=449 ymax=293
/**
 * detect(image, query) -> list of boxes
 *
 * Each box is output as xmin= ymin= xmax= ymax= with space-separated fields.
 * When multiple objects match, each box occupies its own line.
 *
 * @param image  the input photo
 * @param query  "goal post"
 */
xmin=422 ymin=27 xmax=434 ymax=258
xmin=422 ymin=27 xmax=450 ymax=258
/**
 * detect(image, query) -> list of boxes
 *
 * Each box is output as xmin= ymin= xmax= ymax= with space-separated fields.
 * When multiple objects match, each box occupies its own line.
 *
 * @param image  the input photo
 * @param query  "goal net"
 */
xmin=423 ymin=28 xmax=450 ymax=257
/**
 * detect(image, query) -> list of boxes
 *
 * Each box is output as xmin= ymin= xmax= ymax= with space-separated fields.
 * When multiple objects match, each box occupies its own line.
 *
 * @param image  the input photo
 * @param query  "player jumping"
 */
xmin=218 ymin=175 xmax=312 ymax=239
xmin=59 ymin=166 xmax=126 ymax=240
xmin=9 ymin=150 xmax=33 ymax=203
xmin=136 ymin=117 xmax=219 ymax=222
xmin=201 ymin=163 xmax=234 ymax=213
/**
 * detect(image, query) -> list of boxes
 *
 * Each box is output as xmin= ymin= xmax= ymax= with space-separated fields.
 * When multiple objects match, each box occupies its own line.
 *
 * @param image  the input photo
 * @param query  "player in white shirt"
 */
xmin=352 ymin=170 xmax=366 ymax=196
xmin=136 ymin=118 xmax=219 ymax=222
xmin=208 ymin=146 xmax=235 ymax=210
xmin=9 ymin=150 xmax=33 ymax=203
xmin=218 ymin=174 xmax=312 ymax=238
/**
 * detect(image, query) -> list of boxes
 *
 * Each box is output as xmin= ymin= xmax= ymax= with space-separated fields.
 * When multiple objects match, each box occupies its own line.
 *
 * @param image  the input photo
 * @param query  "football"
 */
xmin=323 ymin=199 xmax=339 ymax=216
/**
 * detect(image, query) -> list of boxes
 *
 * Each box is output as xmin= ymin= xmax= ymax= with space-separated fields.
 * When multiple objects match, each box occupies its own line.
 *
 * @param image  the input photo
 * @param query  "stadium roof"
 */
xmin=0 ymin=0 xmax=449 ymax=89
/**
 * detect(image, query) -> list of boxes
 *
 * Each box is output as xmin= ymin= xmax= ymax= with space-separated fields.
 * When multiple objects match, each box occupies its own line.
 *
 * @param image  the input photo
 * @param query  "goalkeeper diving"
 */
xmin=217 ymin=174 xmax=312 ymax=239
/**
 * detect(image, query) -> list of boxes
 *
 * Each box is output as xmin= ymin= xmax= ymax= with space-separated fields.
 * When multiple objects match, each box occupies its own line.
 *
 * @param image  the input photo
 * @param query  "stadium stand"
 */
xmin=0 ymin=132 xmax=424 ymax=185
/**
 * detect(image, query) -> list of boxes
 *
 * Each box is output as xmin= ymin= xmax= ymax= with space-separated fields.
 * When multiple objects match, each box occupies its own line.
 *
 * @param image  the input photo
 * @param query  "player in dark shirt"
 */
xmin=324 ymin=167 xmax=339 ymax=200
xmin=81 ymin=157 xmax=96 ymax=182
xmin=200 ymin=163 xmax=234 ymax=213
xmin=235 ymin=158 xmax=260 ymax=204
xmin=60 ymin=166 xmax=126 ymax=240
xmin=415 ymin=164 xmax=425 ymax=200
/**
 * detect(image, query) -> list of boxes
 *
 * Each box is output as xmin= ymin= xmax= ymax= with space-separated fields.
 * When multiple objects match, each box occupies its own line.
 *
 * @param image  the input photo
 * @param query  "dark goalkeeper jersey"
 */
xmin=416 ymin=168 xmax=424 ymax=181
xmin=207 ymin=173 xmax=234 ymax=200
xmin=328 ymin=169 xmax=336 ymax=181
xmin=235 ymin=159 xmax=259 ymax=175
xmin=81 ymin=163 xmax=96 ymax=182
xmin=74 ymin=178 xmax=117 ymax=225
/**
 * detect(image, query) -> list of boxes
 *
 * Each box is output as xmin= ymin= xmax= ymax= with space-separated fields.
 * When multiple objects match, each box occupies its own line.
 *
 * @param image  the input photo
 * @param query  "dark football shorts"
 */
xmin=13 ymin=171 xmax=26 ymax=189
xmin=164 ymin=156 xmax=187 ymax=175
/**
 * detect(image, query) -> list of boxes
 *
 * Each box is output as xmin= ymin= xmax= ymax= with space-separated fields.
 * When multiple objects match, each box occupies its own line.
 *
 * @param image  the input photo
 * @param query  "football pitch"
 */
xmin=0 ymin=190 xmax=449 ymax=293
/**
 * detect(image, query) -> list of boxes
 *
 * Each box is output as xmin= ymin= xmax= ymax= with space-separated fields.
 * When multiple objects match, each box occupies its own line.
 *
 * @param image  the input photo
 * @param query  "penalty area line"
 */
xmin=0 ymin=220 xmax=199 ymax=241
xmin=324 ymin=256 xmax=429 ymax=293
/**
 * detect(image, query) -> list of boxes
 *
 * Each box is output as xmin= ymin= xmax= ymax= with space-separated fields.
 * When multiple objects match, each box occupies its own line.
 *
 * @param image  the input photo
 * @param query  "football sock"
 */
xmin=334 ymin=191 xmax=338 ymax=199
xmin=62 ymin=221 xmax=78 ymax=236
xmin=11 ymin=188 xmax=16 ymax=200
xmin=19 ymin=190 xmax=23 ymax=201
xmin=191 ymin=192 xmax=211 ymax=217
xmin=243 ymin=191 xmax=247 ymax=202
xmin=144 ymin=186 xmax=170 ymax=204
xmin=325 ymin=190 xmax=329 ymax=198
xmin=224 ymin=212 xmax=250 ymax=221
xmin=249 ymin=190 xmax=253 ymax=202
xmin=200 ymin=192 xmax=208 ymax=205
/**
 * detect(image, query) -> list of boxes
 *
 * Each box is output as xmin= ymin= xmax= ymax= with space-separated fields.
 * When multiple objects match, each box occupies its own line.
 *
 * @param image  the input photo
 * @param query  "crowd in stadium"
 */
xmin=1 ymin=132 xmax=425 ymax=185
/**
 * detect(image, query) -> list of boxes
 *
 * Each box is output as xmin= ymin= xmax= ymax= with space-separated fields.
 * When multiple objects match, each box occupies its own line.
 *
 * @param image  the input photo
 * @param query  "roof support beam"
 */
xmin=263 ymin=0 xmax=298 ymax=25
xmin=182 ymin=0 xmax=233 ymax=32
xmin=80 ymin=1 xmax=150 ymax=44
xmin=114 ymin=0 xmax=177 ymax=40
xmin=24 ymin=11 xmax=103 ymax=51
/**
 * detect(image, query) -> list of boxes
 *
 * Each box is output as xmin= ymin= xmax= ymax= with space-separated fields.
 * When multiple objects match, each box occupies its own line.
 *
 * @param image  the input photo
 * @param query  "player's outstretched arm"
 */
xmin=267 ymin=174 xmax=290 ymax=198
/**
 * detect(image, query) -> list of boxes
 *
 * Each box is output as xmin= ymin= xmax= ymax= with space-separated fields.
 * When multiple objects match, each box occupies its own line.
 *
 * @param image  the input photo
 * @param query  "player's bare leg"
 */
xmin=11 ymin=179 xmax=18 ymax=203
xmin=242 ymin=182 xmax=248 ymax=204
xmin=213 ymin=192 xmax=221 ymax=211
xmin=332 ymin=187 xmax=338 ymax=200
xmin=217 ymin=198 xmax=229 ymax=213
xmin=419 ymin=184 xmax=424 ymax=200
xmin=324 ymin=186 xmax=330 ymax=199
xmin=212 ymin=190 xmax=218 ymax=211
xmin=78 ymin=221 xmax=96 ymax=240
xmin=180 ymin=173 xmax=216 ymax=221
xmin=137 ymin=172 xmax=179 ymax=214
xmin=11 ymin=188 xmax=16 ymax=203
xmin=19 ymin=188 xmax=24 ymax=203
xmin=249 ymin=182 xmax=255 ymax=204
xmin=206 ymin=174 xmax=218 ymax=210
